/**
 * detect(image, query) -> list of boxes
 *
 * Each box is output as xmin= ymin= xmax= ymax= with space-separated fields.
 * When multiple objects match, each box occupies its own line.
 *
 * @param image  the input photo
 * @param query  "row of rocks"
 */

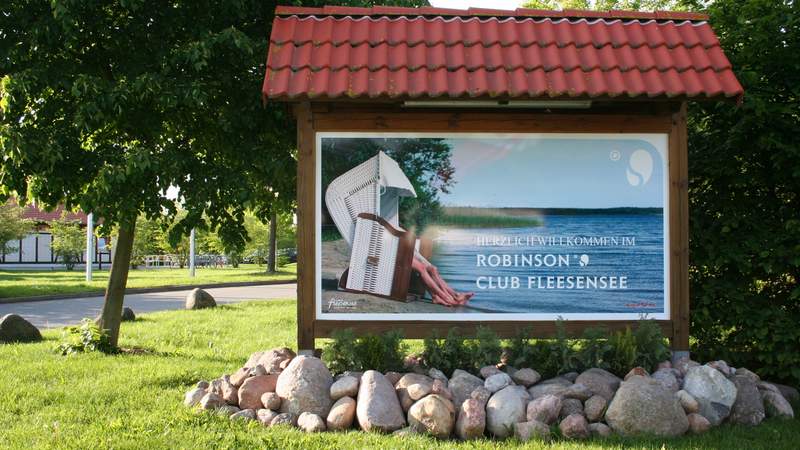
xmin=184 ymin=347 xmax=797 ymax=441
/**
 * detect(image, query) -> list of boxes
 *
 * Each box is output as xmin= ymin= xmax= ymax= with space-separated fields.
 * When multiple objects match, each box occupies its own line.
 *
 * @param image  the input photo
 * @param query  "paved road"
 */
xmin=0 ymin=284 xmax=297 ymax=329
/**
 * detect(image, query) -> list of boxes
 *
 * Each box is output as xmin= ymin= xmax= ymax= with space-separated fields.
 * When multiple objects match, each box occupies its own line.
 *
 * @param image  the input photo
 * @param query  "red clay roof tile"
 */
xmin=263 ymin=6 xmax=742 ymax=102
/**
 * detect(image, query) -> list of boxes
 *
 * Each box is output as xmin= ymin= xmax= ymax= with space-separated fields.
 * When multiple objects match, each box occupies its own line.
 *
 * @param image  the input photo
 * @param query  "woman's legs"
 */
xmin=411 ymin=256 xmax=473 ymax=306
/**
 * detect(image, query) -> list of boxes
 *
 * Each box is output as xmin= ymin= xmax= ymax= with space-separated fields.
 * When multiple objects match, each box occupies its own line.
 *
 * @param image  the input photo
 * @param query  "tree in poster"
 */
xmin=321 ymin=138 xmax=456 ymax=233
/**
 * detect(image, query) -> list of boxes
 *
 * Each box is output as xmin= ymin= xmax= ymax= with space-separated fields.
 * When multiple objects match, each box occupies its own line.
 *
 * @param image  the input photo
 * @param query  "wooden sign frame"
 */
xmin=293 ymin=101 xmax=689 ymax=357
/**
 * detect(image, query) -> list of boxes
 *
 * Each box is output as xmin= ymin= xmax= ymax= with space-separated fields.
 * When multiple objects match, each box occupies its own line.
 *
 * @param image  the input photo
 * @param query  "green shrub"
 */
xmin=575 ymin=327 xmax=613 ymax=371
xmin=632 ymin=319 xmax=671 ymax=371
xmin=608 ymin=327 xmax=638 ymax=376
xmin=322 ymin=328 xmax=406 ymax=374
xmin=56 ymin=319 xmax=117 ymax=355
xmin=422 ymin=328 xmax=470 ymax=376
xmin=464 ymin=326 xmax=503 ymax=372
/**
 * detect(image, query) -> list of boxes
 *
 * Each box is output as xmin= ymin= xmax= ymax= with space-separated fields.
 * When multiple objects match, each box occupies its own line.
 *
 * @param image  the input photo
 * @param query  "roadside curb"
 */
xmin=0 ymin=279 xmax=297 ymax=305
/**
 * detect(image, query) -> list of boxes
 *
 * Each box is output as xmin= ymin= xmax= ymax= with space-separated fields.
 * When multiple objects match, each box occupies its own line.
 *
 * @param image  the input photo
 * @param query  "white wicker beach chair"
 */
xmin=325 ymin=151 xmax=416 ymax=246
xmin=325 ymin=151 xmax=420 ymax=301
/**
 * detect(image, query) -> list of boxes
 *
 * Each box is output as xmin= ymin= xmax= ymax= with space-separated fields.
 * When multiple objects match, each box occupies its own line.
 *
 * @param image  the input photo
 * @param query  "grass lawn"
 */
xmin=0 ymin=263 xmax=296 ymax=299
xmin=0 ymin=300 xmax=798 ymax=449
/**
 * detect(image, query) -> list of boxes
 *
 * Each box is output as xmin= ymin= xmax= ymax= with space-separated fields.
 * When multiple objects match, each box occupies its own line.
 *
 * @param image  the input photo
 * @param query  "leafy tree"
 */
xmin=0 ymin=202 xmax=32 ymax=254
xmin=49 ymin=213 xmax=85 ymax=270
xmin=130 ymin=215 xmax=164 ymax=269
xmin=321 ymin=138 xmax=456 ymax=234
xmin=244 ymin=211 xmax=296 ymax=267
xmin=685 ymin=0 xmax=800 ymax=385
xmin=0 ymin=1 xmax=296 ymax=346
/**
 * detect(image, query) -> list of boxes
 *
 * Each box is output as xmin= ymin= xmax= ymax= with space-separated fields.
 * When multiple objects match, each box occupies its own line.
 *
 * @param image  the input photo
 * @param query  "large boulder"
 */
xmin=583 ymin=395 xmax=607 ymax=422
xmin=449 ymin=370 xmax=484 ymax=410
xmin=408 ymin=394 xmax=455 ymax=439
xmin=605 ymin=375 xmax=688 ymax=437
xmin=729 ymin=374 xmax=765 ymax=426
xmin=238 ymin=374 xmax=278 ymax=410
xmin=485 ymin=385 xmax=528 ymax=438
xmin=455 ymin=398 xmax=485 ymax=440
xmin=651 ymin=368 xmax=680 ymax=393
xmin=575 ymin=368 xmax=621 ymax=402
xmin=357 ymin=370 xmax=406 ymax=432
xmin=484 ymin=372 xmax=512 ymax=393
xmin=275 ymin=356 xmax=333 ymax=417
xmin=298 ymin=412 xmax=327 ymax=433
xmin=327 ymin=396 xmax=356 ymax=431
xmin=184 ymin=288 xmax=216 ymax=309
xmin=682 ymin=365 xmax=737 ymax=426
xmin=395 ymin=373 xmax=434 ymax=411
xmin=559 ymin=413 xmax=590 ymax=439
xmin=511 ymin=368 xmax=541 ymax=387
xmin=0 ymin=314 xmax=42 ymax=343
xmin=514 ymin=420 xmax=551 ymax=442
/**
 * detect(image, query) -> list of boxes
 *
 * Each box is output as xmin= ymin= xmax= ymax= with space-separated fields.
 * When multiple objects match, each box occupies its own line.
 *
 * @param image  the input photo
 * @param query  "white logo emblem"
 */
xmin=626 ymin=149 xmax=653 ymax=186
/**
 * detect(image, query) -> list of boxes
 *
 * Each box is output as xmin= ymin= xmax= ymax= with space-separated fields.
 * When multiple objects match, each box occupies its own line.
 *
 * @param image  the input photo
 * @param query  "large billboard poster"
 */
xmin=316 ymin=133 xmax=669 ymax=321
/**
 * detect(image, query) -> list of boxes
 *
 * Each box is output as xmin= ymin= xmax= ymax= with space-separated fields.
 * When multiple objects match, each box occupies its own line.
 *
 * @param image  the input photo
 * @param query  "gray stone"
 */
xmin=511 ymin=368 xmax=541 ymax=387
xmin=408 ymin=394 xmax=455 ymax=439
xmin=480 ymin=365 xmax=502 ymax=379
xmin=561 ymin=372 xmax=580 ymax=383
xmin=395 ymin=373 xmax=434 ymax=411
xmin=238 ymin=374 xmax=278 ymax=410
xmin=652 ymin=368 xmax=681 ymax=393
xmin=230 ymin=408 xmax=256 ymax=422
xmin=687 ymin=413 xmax=711 ymax=434
xmin=199 ymin=392 xmax=225 ymax=410
xmin=327 ymin=396 xmax=356 ymax=431
xmin=484 ymin=372 xmax=513 ymax=393
xmin=676 ymin=390 xmax=699 ymax=414
xmin=250 ymin=365 xmax=267 ymax=377
xmin=771 ymin=382 xmax=800 ymax=403
xmin=514 ymin=420 xmax=551 ymax=442
xmin=605 ymin=375 xmax=688 ymax=437
xmin=196 ymin=380 xmax=210 ymax=390
xmin=276 ymin=356 xmax=333 ymax=417
xmin=559 ymin=413 xmax=590 ymax=439
xmin=588 ymin=422 xmax=613 ymax=437
xmin=216 ymin=405 xmax=240 ymax=417
xmin=707 ymin=360 xmax=732 ymax=377
xmin=261 ymin=392 xmax=281 ymax=411
xmin=184 ymin=388 xmax=206 ymax=407
xmin=121 ymin=307 xmax=136 ymax=322
xmin=735 ymin=368 xmax=760 ymax=383
xmin=298 ymin=412 xmax=327 ymax=432
xmin=428 ymin=368 xmax=448 ymax=384
xmin=455 ymin=398 xmax=485 ymax=440
xmin=431 ymin=379 xmax=452 ymax=400
xmin=624 ymin=367 xmax=650 ymax=380
xmin=485 ymin=385 xmax=528 ymax=438
xmin=584 ymin=395 xmax=607 ymax=422
xmin=244 ymin=347 xmax=295 ymax=374
xmin=0 ymin=314 xmax=42 ymax=343
xmin=270 ymin=412 xmax=298 ymax=427
xmin=674 ymin=357 xmax=700 ymax=376
xmin=384 ymin=371 xmax=403 ymax=387
xmin=682 ymin=365 xmax=737 ymax=426
xmin=560 ymin=398 xmax=584 ymax=418
xmin=575 ymin=368 xmax=621 ymax=402
xmin=357 ymin=370 xmax=406 ymax=432
xmin=526 ymin=394 xmax=562 ymax=424
xmin=407 ymin=383 xmax=432 ymax=401
xmin=563 ymin=383 xmax=593 ymax=401
xmin=762 ymin=391 xmax=795 ymax=419
xmin=448 ymin=370 xmax=483 ymax=412
xmin=729 ymin=374 xmax=765 ymax=426
xmin=257 ymin=408 xmax=278 ymax=426
xmin=330 ymin=375 xmax=359 ymax=401
xmin=184 ymin=288 xmax=216 ymax=309
xmin=527 ymin=377 xmax=572 ymax=399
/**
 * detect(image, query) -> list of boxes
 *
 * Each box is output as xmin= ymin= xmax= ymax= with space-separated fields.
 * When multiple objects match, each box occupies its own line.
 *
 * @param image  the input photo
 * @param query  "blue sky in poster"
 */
xmin=440 ymin=137 xmax=665 ymax=209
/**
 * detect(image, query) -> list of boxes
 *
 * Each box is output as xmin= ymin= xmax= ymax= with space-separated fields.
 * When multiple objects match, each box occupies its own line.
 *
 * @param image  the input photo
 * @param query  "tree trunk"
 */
xmin=98 ymin=217 xmax=136 ymax=348
xmin=267 ymin=211 xmax=277 ymax=273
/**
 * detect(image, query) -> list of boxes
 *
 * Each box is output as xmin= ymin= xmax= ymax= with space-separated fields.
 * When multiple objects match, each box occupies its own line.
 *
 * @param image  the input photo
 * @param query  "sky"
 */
xmin=439 ymin=136 xmax=666 ymax=209
xmin=430 ymin=0 xmax=525 ymax=10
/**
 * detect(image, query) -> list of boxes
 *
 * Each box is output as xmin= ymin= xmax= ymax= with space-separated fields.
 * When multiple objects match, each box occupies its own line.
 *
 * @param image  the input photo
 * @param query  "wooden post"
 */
xmin=295 ymin=102 xmax=316 ymax=354
xmin=669 ymin=102 xmax=691 ymax=361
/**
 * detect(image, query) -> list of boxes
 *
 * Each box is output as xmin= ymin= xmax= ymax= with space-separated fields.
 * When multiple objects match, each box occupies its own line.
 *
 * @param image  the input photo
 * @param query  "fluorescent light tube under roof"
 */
xmin=402 ymin=100 xmax=593 ymax=109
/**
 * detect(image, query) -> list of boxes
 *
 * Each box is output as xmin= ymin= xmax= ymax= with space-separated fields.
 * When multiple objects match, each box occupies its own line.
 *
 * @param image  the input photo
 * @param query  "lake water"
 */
xmin=428 ymin=214 xmax=665 ymax=314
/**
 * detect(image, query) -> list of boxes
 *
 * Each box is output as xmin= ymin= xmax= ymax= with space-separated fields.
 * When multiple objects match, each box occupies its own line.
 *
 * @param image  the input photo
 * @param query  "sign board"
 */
xmin=317 ymin=132 xmax=669 ymax=322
